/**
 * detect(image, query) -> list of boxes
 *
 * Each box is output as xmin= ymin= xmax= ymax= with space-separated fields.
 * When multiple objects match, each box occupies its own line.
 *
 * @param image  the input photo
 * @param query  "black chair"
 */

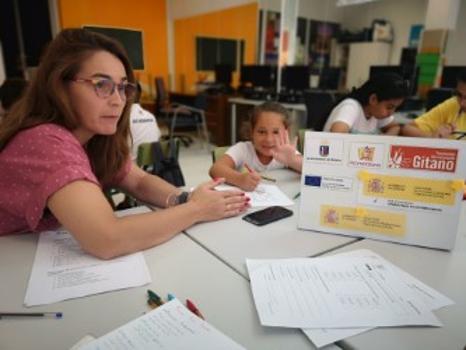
xmin=155 ymin=77 xmax=209 ymax=148
xmin=303 ymin=91 xmax=336 ymax=131
xmin=425 ymin=88 xmax=454 ymax=111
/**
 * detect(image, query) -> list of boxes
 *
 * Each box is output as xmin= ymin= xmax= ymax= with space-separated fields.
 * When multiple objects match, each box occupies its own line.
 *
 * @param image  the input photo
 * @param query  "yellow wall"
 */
xmin=57 ymin=0 xmax=168 ymax=100
xmin=174 ymin=3 xmax=258 ymax=93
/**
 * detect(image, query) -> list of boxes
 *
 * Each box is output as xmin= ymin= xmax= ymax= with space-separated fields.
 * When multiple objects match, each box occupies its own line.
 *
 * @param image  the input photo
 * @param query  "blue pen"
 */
xmin=167 ymin=293 xmax=176 ymax=301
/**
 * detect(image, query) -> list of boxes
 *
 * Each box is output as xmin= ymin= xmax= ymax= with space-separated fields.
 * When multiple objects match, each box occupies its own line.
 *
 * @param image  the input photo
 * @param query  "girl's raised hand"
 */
xmin=272 ymin=129 xmax=297 ymax=165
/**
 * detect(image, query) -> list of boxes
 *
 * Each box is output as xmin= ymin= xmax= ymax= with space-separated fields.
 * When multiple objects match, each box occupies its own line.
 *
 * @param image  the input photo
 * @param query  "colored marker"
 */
xmin=0 ymin=312 xmax=62 ymax=319
xmin=167 ymin=293 xmax=176 ymax=301
xmin=147 ymin=299 xmax=160 ymax=310
xmin=147 ymin=289 xmax=164 ymax=306
xmin=186 ymin=299 xmax=204 ymax=320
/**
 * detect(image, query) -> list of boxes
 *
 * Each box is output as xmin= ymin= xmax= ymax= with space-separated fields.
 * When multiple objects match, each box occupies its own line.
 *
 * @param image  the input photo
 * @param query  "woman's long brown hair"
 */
xmin=0 ymin=28 xmax=135 ymax=184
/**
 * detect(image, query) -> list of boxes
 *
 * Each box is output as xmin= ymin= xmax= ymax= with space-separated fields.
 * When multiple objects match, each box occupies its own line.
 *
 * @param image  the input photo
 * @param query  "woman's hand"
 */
xmin=189 ymin=178 xmax=250 ymax=221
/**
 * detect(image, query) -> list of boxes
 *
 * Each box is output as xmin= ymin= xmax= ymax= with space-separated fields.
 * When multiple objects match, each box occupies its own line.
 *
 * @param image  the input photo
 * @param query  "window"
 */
xmin=196 ymin=37 xmax=244 ymax=71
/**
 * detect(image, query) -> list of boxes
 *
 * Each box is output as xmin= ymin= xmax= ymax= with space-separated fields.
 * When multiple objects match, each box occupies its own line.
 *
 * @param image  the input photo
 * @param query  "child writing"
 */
xmin=323 ymin=73 xmax=409 ymax=135
xmin=209 ymin=102 xmax=302 ymax=191
xmin=0 ymin=29 xmax=249 ymax=259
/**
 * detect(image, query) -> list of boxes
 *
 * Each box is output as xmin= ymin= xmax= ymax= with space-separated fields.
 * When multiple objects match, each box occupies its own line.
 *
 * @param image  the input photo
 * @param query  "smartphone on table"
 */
xmin=242 ymin=206 xmax=293 ymax=226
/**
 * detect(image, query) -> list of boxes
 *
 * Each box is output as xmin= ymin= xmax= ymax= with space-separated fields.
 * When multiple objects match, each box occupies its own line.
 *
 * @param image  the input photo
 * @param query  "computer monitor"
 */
xmin=281 ymin=65 xmax=310 ymax=91
xmin=370 ymin=65 xmax=419 ymax=96
xmin=240 ymin=65 xmax=275 ymax=89
xmin=441 ymin=66 xmax=466 ymax=88
xmin=214 ymin=64 xmax=233 ymax=86
xmin=318 ymin=67 xmax=341 ymax=90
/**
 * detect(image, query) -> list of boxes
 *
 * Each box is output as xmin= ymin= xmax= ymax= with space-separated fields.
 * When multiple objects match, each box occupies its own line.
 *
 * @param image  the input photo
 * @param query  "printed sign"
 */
xmin=388 ymin=145 xmax=457 ymax=173
xmin=299 ymin=132 xmax=466 ymax=250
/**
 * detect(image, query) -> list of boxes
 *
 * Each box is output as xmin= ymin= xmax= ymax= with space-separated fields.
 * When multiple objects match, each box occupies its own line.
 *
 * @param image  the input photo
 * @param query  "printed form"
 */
xmin=24 ymin=229 xmax=151 ymax=306
xmin=216 ymin=183 xmax=293 ymax=207
xmin=246 ymin=252 xmax=442 ymax=329
xmin=301 ymin=250 xmax=453 ymax=348
xmin=81 ymin=299 xmax=246 ymax=350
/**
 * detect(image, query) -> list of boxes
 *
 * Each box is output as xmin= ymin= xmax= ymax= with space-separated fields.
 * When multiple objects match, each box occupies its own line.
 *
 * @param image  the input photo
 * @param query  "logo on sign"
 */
xmin=388 ymin=145 xmax=458 ymax=172
xmin=319 ymin=144 xmax=330 ymax=157
xmin=358 ymin=146 xmax=375 ymax=161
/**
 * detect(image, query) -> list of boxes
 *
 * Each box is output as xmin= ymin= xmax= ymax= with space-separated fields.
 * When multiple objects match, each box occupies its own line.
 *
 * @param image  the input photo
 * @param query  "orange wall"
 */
xmin=174 ymin=3 xmax=258 ymax=93
xmin=57 ymin=0 xmax=168 ymax=100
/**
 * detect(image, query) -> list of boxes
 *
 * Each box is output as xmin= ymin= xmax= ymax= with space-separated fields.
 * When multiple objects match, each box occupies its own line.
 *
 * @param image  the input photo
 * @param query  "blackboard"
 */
xmin=83 ymin=26 xmax=144 ymax=70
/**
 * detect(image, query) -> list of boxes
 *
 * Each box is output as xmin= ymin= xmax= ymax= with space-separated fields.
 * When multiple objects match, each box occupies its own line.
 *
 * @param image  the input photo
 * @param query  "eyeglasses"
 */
xmin=71 ymin=77 xmax=137 ymax=100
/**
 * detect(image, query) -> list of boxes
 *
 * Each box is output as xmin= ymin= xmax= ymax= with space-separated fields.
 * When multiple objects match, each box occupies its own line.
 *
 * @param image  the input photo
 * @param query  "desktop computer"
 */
xmin=441 ymin=66 xmax=466 ymax=89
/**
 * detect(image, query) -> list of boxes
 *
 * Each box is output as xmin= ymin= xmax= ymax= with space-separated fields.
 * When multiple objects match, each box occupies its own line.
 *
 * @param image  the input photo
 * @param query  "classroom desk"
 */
xmin=228 ymin=97 xmax=306 ymax=144
xmin=184 ymin=169 xmax=360 ymax=277
xmin=0 ymin=207 xmax=323 ymax=350
xmin=323 ymin=203 xmax=466 ymax=350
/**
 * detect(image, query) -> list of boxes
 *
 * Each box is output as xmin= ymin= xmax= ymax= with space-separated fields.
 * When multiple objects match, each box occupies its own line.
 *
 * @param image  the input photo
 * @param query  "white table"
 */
xmin=228 ymin=97 xmax=306 ymax=144
xmin=184 ymin=170 xmax=359 ymax=277
xmin=322 ymin=203 xmax=466 ymax=350
xmin=0 ymin=208 xmax=322 ymax=350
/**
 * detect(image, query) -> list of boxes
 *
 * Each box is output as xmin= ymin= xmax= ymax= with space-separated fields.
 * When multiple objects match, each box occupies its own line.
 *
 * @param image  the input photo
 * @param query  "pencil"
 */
xmin=260 ymin=174 xmax=277 ymax=182
xmin=0 ymin=312 xmax=63 ymax=319
xmin=244 ymin=163 xmax=276 ymax=182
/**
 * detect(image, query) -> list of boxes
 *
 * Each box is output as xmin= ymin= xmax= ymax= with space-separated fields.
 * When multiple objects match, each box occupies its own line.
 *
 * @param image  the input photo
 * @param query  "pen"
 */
xmin=186 ymin=299 xmax=204 ymax=320
xmin=293 ymin=192 xmax=301 ymax=200
xmin=167 ymin=293 xmax=176 ymax=301
xmin=0 ymin=312 xmax=63 ymax=319
xmin=244 ymin=163 xmax=277 ymax=183
xmin=147 ymin=289 xmax=164 ymax=306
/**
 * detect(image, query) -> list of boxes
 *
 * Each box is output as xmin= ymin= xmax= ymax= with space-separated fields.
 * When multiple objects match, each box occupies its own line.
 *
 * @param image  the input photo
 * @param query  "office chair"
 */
xmin=211 ymin=146 xmax=229 ymax=163
xmin=303 ymin=91 xmax=336 ymax=131
xmin=111 ymin=138 xmax=183 ymax=210
xmin=155 ymin=77 xmax=210 ymax=149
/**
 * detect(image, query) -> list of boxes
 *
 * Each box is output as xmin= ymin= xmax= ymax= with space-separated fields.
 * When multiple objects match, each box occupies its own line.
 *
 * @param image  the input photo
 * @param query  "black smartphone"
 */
xmin=242 ymin=206 xmax=293 ymax=226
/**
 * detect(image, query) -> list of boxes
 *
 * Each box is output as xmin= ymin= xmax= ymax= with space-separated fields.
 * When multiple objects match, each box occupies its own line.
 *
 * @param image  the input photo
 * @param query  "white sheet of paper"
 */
xmin=301 ymin=249 xmax=453 ymax=348
xmin=247 ymin=253 xmax=441 ymax=329
xmin=24 ymin=229 xmax=151 ymax=306
xmin=80 ymin=299 xmax=246 ymax=350
xmin=216 ymin=183 xmax=293 ymax=207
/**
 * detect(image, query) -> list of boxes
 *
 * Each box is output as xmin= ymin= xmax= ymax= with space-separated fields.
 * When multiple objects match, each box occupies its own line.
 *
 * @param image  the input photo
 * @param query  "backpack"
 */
xmin=150 ymin=140 xmax=185 ymax=187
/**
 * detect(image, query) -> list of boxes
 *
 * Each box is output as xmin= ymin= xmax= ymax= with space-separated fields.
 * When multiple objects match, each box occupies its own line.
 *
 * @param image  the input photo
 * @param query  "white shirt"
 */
xmin=225 ymin=141 xmax=286 ymax=172
xmin=129 ymin=103 xmax=161 ymax=161
xmin=323 ymin=98 xmax=394 ymax=134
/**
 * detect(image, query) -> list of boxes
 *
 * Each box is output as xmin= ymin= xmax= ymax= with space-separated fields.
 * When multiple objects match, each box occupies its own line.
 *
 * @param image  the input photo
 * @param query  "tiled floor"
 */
xmin=177 ymin=135 xmax=213 ymax=189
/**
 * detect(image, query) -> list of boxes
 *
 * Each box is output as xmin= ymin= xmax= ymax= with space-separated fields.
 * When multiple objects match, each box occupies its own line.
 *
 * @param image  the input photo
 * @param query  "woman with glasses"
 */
xmin=402 ymin=69 xmax=466 ymax=139
xmin=323 ymin=73 xmax=409 ymax=135
xmin=0 ymin=29 xmax=249 ymax=259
